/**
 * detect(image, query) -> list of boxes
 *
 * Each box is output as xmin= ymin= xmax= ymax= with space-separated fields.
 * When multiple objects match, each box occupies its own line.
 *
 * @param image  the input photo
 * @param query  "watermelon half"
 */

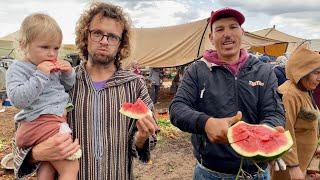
xmin=119 ymin=98 xmax=152 ymax=119
xmin=227 ymin=121 xmax=293 ymax=161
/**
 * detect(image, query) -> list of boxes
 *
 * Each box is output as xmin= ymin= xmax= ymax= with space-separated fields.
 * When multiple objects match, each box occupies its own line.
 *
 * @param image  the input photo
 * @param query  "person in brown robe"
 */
xmin=272 ymin=46 xmax=320 ymax=180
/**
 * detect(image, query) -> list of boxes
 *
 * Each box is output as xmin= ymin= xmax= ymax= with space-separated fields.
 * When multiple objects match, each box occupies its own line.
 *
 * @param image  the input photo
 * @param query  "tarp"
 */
xmin=0 ymin=40 xmax=15 ymax=58
xmin=0 ymin=31 xmax=20 ymax=58
xmin=2 ymin=20 xmax=289 ymax=68
xmin=251 ymin=27 xmax=309 ymax=54
xmin=124 ymin=19 xmax=288 ymax=68
xmin=311 ymin=39 xmax=320 ymax=52
xmin=244 ymin=32 xmax=288 ymax=57
xmin=250 ymin=43 xmax=288 ymax=57
xmin=124 ymin=19 xmax=209 ymax=68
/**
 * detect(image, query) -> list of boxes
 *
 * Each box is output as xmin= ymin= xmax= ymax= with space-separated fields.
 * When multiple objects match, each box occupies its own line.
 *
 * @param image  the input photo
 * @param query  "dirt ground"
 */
xmin=0 ymin=87 xmax=196 ymax=180
xmin=0 ymin=107 xmax=17 ymax=180
xmin=134 ymin=130 xmax=195 ymax=180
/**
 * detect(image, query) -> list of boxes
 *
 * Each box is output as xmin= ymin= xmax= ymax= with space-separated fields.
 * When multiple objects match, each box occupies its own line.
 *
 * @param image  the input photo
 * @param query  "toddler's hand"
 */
xmin=37 ymin=61 xmax=56 ymax=75
xmin=55 ymin=59 xmax=73 ymax=74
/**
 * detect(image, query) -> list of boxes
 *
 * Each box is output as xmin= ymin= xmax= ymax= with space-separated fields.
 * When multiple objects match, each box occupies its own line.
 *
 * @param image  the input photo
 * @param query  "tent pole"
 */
xmin=197 ymin=18 xmax=210 ymax=58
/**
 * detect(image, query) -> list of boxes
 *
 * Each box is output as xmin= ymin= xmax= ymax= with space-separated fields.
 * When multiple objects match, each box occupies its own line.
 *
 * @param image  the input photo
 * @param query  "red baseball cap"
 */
xmin=210 ymin=7 xmax=245 ymax=26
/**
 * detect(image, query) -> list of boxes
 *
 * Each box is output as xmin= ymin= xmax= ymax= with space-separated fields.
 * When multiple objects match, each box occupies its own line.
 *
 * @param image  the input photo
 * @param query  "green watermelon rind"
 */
xmin=227 ymin=121 xmax=293 ymax=161
xmin=119 ymin=107 xmax=153 ymax=119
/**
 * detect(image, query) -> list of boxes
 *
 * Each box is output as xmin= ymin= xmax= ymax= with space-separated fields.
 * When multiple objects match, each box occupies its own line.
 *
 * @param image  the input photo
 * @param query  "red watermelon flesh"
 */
xmin=119 ymin=98 xmax=152 ymax=119
xmin=227 ymin=121 xmax=293 ymax=161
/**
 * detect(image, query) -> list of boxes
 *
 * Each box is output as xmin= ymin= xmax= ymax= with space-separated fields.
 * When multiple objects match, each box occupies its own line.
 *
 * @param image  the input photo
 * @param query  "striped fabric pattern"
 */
xmin=68 ymin=64 xmax=155 ymax=180
xmin=13 ymin=143 xmax=38 ymax=179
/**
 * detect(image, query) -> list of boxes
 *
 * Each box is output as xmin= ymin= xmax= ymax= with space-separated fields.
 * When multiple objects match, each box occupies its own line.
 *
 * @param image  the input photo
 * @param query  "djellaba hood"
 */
xmin=286 ymin=46 xmax=320 ymax=85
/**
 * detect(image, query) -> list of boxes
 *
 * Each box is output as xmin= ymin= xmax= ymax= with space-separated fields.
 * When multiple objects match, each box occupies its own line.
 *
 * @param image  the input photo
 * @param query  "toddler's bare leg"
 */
xmin=50 ymin=159 xmax=79 ymax=180
xmin=37 ymin=162 xmax=56 ymax=180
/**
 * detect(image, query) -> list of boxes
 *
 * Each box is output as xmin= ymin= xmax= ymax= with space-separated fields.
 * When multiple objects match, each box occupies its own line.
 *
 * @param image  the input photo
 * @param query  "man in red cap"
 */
xmin=170 ymin=7 xmax=285 ymax=179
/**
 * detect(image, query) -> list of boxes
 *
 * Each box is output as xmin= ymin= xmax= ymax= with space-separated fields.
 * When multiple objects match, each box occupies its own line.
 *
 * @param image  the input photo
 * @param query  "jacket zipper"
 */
xmin=200 ymin=83 xmax=206 ymax=99
xmin=234 ymin=76 xmax=239 ymax=110
xmin=222 ymin=65 xmax=241 ymax=111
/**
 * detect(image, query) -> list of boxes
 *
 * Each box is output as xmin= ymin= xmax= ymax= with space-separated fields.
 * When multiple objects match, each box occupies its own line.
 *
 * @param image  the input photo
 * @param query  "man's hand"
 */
xmin=205 ymin=111 xmax=242 ymax=144
xmin=288 ymin=166 xmax=305 ymax=180
xmin=31 ymin=133 xmax=80 ymax=162
xmin=135 ymin=114 xmax=158 ymax=149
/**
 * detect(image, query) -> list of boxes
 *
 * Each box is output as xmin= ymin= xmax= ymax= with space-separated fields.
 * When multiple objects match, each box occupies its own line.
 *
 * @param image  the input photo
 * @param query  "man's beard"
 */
xmin=90 ymin=53 xmax=116 ymax=66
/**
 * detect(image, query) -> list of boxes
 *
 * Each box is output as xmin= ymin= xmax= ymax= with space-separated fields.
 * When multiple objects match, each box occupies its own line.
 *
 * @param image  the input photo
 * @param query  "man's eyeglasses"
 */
xmin=89 ymin=30 xmax=122 ymax=45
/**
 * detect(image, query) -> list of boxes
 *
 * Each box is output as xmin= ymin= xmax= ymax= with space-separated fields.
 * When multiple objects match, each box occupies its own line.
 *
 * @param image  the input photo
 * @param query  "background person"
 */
xmin=272 ymin=47 xmax=320 ymax=180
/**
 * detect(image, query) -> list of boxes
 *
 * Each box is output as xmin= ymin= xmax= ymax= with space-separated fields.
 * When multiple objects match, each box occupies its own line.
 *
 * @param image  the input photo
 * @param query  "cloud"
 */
xmin=119 ymin=1 xmax=189 ymax=27
xmin=270 ymin=12 xmax=320 ymax=39
xmin=1 ymin=0 xmax=318 ymax=44
xmin=109 ymin=0 xmax=213 ymax=27
xmin=172 ymin=0 xmax=211 ymax=24
xmin=216 ymin=0 xmax=320 ymax=15
xmin=215 ymin=0 xmax=320 ymax=39
xmin=0 ymin=0 xmax=86 ymax=43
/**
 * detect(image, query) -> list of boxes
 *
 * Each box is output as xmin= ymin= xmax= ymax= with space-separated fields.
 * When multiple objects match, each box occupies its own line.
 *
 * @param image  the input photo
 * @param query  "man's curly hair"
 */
xmin=75 ymin=2 xmax=131 ymax=69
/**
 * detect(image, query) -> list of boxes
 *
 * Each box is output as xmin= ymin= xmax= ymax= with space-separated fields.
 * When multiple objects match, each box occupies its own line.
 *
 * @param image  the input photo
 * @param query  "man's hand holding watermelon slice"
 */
xmin=134 ymin=114 xmax=158 ymax=149
xmin=119 ymin=98 xmax=159 ymax=149
xmin=204 ymin=111 xmax=242 ymax=144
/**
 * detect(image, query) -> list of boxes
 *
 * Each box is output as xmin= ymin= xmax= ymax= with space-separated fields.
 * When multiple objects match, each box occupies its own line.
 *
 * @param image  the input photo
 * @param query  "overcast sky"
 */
xmin=0 ymin=0 xmax=319 ymax=44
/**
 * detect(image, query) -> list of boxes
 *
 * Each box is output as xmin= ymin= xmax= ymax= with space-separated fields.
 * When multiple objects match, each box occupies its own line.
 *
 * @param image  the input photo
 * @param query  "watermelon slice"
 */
xmin=119 ymin=98 xmax=152 ymax=119
xmin=227 ymin=121 xmax=293 ymax=161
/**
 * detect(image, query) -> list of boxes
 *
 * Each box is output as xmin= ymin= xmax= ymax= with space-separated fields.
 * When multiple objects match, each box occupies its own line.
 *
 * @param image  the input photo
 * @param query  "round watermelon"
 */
xmin=227 ymin=121 xmax=293 ymax=161
xmin=119 ymin=98 xmax=152 ymax=119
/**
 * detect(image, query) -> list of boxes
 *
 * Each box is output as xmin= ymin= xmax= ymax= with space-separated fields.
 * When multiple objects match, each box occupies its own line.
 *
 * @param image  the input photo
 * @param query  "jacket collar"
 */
xmin=199 ymin=54 xmax=257 ymax=72
xmin=199 ymin=58 xmax=220 ymax=71
xmin=76 ymin=62 xmax=139 ymax=87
